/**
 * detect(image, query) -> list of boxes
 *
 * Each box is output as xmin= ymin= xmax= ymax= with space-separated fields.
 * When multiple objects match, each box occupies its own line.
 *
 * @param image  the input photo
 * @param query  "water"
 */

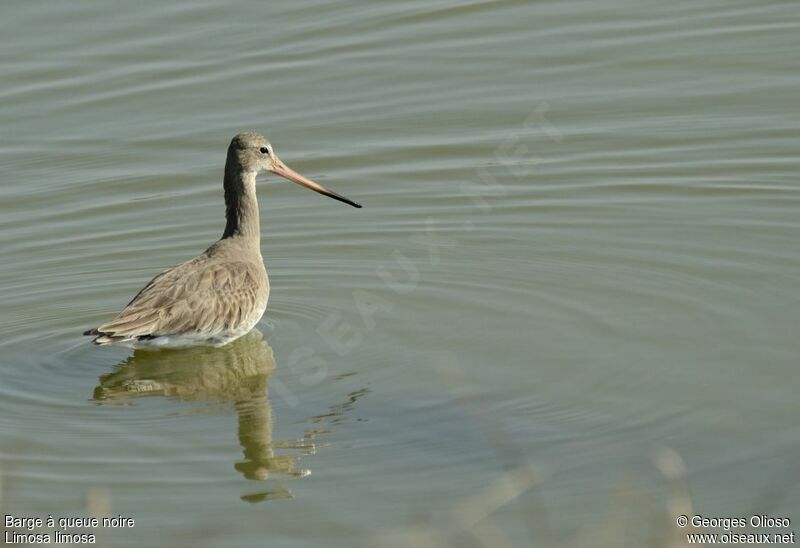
xmin=1 ymin=1 xmax=798 ymax=546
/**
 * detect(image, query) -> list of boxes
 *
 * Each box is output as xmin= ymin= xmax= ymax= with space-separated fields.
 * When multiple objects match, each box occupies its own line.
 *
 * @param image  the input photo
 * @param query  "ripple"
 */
xmin=1 ymin=0 xmax=798 ymax=537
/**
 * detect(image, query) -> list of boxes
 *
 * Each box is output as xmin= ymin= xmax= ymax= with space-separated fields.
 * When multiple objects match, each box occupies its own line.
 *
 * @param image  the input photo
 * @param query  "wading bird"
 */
xmin=84 ymin=132 xmax=361 ymax=348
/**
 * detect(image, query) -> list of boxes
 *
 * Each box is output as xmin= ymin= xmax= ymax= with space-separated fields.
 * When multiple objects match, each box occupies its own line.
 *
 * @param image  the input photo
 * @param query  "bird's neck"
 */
xmin=222 ymin=165 xmax=261 ymax=245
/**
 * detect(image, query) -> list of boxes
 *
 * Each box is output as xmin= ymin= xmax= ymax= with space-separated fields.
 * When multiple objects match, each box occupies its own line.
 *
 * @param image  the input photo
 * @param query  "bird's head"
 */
xmin=228 ymin=131 xmax=361 ymax=208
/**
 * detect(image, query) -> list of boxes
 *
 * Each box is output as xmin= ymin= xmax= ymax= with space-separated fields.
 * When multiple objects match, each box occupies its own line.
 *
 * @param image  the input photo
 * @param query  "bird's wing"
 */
xmin=87 ymin=258 xmax=264 ymax=340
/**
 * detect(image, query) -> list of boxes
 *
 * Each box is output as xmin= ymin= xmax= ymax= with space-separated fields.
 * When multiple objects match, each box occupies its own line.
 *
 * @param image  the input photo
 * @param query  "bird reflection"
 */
xmin=93 ymin=330 xmax=309 ymax=499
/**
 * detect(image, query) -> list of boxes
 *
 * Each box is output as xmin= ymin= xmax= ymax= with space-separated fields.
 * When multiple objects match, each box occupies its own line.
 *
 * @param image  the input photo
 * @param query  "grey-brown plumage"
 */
xmin=84 ymin=132 xmax=361 ymax=348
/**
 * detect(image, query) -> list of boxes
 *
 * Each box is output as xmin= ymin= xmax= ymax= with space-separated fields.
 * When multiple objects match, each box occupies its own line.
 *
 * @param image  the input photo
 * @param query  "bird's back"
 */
xmin=85 ymin=239 xmax=268 ymax=348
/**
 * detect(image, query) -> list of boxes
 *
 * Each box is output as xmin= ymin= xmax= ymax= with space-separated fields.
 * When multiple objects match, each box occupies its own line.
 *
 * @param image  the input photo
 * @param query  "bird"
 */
xmin=84 ymin=131 xmax=361 ymax=348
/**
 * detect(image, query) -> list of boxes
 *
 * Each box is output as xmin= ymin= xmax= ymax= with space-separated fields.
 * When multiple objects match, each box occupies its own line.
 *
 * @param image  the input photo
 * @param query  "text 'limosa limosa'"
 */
xmin=84 ymin=132 xmax=361 ymax=348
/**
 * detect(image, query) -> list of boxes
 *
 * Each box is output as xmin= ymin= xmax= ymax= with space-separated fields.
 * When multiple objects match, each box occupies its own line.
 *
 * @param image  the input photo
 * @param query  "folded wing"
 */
xmin=84 ymin=257 xmax=264 ymax=344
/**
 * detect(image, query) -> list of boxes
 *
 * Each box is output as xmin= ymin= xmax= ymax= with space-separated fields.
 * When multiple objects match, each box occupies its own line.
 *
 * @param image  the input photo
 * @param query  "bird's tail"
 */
xmin=83 ymin=328 xmax=127 ymax=345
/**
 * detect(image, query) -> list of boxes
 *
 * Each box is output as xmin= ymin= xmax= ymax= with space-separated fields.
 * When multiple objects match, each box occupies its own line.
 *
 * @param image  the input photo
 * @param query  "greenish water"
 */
xmin=1 ymin=1 xmax=798 ymax=546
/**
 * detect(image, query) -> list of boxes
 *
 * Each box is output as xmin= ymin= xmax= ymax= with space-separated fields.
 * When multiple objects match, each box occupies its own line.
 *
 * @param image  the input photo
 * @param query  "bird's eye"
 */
xmin=259 ymin=147 xmax=270 ymax=155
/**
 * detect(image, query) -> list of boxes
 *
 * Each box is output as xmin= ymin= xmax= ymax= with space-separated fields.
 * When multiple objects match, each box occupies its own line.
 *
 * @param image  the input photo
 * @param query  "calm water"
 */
xmin=1 ymin=1 xmax=798 ymax=546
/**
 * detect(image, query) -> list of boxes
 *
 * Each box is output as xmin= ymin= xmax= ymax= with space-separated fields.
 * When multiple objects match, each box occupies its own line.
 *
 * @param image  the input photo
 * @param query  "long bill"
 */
xmin=270 ymin=159 xmax=362 ymax=208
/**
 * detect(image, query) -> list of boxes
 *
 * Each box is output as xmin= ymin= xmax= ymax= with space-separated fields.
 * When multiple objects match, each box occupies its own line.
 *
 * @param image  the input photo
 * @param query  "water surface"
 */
xmin=1 ymin=0 xmax=798 ymax=546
